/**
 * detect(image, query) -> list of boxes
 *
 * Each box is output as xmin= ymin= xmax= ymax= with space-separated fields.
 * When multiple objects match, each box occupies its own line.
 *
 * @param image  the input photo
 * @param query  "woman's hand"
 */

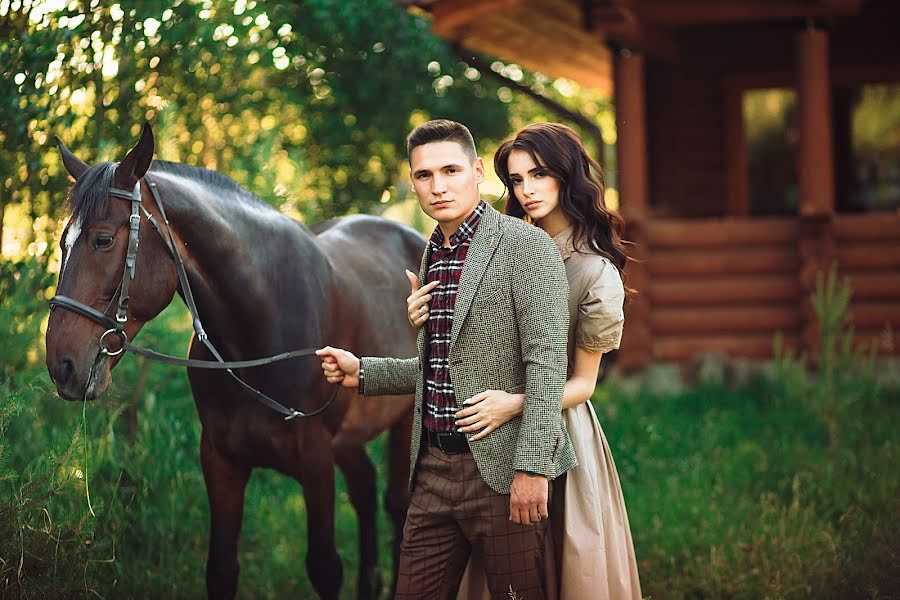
xmin=455 ymin=390 xmax=525 ymax=441
xmin=406 ymin=269 xmax=439 ymax=329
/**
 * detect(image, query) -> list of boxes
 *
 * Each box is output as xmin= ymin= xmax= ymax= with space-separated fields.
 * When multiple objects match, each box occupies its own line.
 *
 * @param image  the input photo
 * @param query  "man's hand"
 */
xmin=316 ymin=346 xmax=361 ymax=388
xmin=406 ymin=269 xmax=439 ymax=329
xmin=509 ymin=471 xmax=549 ymax=525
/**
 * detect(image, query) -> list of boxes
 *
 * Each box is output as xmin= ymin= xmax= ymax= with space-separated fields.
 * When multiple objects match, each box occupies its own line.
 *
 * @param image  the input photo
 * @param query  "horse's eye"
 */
xmin=92 ymin=234 xmax=114 ymax=249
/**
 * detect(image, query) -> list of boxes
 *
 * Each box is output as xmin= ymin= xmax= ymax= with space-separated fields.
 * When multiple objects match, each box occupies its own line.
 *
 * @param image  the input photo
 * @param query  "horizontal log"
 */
xmin=653 ymin=332 xmax=801 ymax=361
xmin=650 ymin=306 xmax=800 ymax=335
xmin=849 ymin=302 xmax=900 ymax=329
xmin=841 ymin=271 xmax=900 ymax=300
xmin=649 ymin=275 xmax=801 ymax=305
xmin=645 ymin=217 xmax=797 ymax=248
xmin=834 ymin=213 xmax=900 ymax=242
xmin=836 ymin=245 xmax=900 ymax=270
xmin=646 ymin=248 xmax=799 ymax=276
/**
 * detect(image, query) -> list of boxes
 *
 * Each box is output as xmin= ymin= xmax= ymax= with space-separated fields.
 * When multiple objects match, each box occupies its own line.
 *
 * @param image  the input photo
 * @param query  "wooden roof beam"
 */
xmin=590 ymin=2 xmax=677 ymax=58
xmin=431 ymin=0 xmax=522 ymax=36
xmin=601 ymin=19 xmax=677 ymax=58
xmin=635 ymin=0 xmax=864 ymax=27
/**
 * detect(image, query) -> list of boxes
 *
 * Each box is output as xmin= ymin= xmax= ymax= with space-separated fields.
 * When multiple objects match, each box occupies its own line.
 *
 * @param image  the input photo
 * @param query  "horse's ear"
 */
xmin=116 ymin=123 xmax=155 ymax=183
xmin=56 ymin=136 xmax=89 ymax=181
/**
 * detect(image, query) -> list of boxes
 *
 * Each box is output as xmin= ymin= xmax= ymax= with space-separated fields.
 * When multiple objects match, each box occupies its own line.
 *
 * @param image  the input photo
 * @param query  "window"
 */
xmin=743 ymin=88 xmax=798 ymax=216
xmin=842 ymin=84 xmax=900 ymax=213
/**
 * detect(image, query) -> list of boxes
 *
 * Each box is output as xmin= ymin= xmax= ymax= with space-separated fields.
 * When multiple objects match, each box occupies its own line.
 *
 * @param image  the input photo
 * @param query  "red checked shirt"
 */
xmin=422 ymin=201 xmax=486 ymax=432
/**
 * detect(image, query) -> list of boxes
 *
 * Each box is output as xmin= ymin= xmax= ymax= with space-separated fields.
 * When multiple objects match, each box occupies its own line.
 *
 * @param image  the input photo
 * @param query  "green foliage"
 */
xmin=269 ymin=0 xmax=512 ymax=219
xmin=0 ymin=254 xmax=54 ymax=374
xmin=0 ymin=0 xmax=518 ymax=229
xmin=775 ymin=264 xmax=882 ymax=451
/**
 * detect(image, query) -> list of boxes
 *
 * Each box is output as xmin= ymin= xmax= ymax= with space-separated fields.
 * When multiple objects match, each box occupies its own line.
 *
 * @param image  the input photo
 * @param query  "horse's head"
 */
xmin=47 ymin=124 xmax=179 ymax=401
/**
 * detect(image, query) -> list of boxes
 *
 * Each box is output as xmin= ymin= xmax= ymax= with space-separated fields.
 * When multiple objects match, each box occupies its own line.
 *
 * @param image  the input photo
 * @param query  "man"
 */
xmin=317 ymin=119 xmax=576 ymax=599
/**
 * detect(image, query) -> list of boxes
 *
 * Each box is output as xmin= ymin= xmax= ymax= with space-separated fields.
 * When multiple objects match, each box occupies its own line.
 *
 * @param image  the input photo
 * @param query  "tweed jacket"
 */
xmin=360 ymin=204 xmax=578 ymax=494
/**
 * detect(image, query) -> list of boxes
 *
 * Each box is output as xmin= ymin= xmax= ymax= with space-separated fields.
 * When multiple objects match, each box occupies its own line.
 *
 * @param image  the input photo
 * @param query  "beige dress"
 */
xmin=459 ymin=227 xmax=642 ymax=600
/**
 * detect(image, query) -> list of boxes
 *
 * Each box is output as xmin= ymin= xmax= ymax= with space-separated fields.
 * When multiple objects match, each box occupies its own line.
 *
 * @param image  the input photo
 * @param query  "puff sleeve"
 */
xmin=575 ymin=258 xmax=625 ymax=353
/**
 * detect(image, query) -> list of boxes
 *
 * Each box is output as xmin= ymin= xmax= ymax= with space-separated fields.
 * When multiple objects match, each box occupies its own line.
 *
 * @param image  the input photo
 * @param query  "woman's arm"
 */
xmin=561 ymin=346 xmax=604 ymax=409
xmin=456 ymin=346 xmax=605 ymax=441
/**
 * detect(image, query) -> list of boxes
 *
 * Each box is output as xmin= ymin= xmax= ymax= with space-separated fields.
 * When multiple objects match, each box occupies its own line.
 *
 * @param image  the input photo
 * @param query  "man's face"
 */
xmin=409 ymin=141 xmax=484 ymax=234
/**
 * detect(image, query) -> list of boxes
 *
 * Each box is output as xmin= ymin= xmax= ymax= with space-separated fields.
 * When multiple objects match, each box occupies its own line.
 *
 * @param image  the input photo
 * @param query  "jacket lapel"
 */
xmin=450 ymin=205 xmax=502 ymax=350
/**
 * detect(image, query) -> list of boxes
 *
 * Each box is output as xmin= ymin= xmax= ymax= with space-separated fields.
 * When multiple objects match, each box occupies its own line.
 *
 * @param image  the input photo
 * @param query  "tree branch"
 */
xmin=452 ymin=45 xmax=608 ymax=163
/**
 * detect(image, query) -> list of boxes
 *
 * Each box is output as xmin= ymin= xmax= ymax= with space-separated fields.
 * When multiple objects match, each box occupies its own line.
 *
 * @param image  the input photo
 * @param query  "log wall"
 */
xmin=621 ymin=212 xmax=899 ymax=367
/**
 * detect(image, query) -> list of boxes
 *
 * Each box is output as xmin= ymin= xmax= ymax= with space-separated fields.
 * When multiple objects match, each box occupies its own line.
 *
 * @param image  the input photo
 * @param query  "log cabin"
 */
xmin=400 ymin=0 xmax=900 ymax=369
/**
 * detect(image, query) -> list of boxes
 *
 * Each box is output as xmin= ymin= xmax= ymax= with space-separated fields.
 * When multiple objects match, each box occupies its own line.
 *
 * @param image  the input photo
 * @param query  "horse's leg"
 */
xmin=200 ymin=429 xmax=251 ymax=600
xmin=296 ymin=426 xmax=343 ymax=600
xmin=334 ymin=441 xmax=381 ymax=600
xmin=385 ymin=412 xmax=413 ymax=597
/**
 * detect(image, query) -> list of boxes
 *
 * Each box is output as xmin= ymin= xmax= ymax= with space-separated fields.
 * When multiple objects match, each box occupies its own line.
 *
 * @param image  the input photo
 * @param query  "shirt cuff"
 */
xmin=517 ymin=470 xmax=546 ymax=478
xmin=357 ymin=360 xmax=365 ymax=394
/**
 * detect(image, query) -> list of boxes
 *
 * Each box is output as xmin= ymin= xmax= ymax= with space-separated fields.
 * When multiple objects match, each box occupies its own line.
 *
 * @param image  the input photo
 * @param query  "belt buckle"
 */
xmin=435 ymin=431 xmax=454 ymax=453
xmin=434 ymin=430 xmax=465 ymax=454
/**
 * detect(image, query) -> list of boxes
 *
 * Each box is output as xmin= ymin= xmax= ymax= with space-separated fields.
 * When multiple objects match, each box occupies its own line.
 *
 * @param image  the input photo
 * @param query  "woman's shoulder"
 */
xmin=570 ymin=250 xmax=624 ymax=296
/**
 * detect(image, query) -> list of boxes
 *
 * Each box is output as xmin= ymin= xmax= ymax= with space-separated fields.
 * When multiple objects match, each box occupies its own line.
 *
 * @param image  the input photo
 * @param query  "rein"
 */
xmin=49 ymin=176 xmax=338 ymax=421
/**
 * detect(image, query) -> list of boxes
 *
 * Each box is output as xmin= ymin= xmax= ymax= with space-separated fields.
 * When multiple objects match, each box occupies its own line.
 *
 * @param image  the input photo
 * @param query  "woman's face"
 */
xmin=506 ymin=149 xmax=562 ymax=223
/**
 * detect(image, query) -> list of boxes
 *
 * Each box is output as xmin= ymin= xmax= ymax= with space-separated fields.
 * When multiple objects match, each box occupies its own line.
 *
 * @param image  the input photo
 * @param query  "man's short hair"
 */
xmin=407 ymin=119 xmax=477 ymax=163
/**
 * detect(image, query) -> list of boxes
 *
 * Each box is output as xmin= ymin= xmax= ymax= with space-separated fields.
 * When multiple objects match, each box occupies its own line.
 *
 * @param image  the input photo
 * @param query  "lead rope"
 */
xmin=141 ymin=178 xmax=338 ymax=420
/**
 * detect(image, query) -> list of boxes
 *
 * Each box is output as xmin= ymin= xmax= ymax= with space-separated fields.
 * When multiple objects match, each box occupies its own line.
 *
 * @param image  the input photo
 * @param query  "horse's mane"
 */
xmin=67 ymin=162 xmax=118 ymax=225
xmin=68 ymin=160 xmax=271 ymax=225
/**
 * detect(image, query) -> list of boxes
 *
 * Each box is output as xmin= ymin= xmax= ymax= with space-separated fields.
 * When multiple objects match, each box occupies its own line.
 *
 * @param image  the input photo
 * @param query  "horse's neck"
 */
xmin=153 ymin=172 xmax=326 ymax=351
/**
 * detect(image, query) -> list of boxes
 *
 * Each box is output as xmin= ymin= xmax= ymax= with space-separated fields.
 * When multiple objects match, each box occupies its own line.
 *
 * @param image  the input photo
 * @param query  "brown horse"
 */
xmin=45 ymin=124 xmax=423 ymax=599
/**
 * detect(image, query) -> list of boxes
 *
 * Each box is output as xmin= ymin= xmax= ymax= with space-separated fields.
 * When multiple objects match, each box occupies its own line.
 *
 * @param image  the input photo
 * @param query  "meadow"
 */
xmin=2 ymin=257 xmax=898 ymax=599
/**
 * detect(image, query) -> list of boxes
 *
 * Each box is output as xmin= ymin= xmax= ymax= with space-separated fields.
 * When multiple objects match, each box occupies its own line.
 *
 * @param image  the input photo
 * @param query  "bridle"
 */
xmin=49 ymin=176 xmax=339 ymax=420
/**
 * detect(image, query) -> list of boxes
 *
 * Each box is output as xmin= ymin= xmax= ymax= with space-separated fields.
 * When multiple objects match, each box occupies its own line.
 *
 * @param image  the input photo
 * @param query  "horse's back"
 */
xmin=315 ymin=216 xmax=424 ymax=444
xmin=314 ymin=215 xmax=424 ymax=262
xmin=316 ymin=214 xmax=423 ymax=334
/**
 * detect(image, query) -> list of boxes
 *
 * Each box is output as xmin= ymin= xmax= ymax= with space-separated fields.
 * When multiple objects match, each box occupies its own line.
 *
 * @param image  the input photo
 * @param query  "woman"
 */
xmin=406 ymin=122 xmax=642 ymax=599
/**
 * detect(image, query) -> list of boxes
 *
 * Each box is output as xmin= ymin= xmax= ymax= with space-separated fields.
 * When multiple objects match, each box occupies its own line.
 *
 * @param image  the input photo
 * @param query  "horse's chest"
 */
xmin=205 ymin=414 xmax=304 ymax=470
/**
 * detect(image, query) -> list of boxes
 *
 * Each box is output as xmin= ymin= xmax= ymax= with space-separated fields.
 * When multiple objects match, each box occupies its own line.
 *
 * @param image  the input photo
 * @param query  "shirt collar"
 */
xmin=552 ymin=225 xmax=576 ymax=260
xmin=429 ymin=200 xmax=486 ymax=250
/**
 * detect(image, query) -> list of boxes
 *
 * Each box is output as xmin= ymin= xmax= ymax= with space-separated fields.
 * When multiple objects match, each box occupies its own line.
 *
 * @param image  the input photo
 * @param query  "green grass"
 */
xmin=2 ymin=259 xmax=899 ymax=598
xmin=598 ymin=378 xmax=899 ymax=599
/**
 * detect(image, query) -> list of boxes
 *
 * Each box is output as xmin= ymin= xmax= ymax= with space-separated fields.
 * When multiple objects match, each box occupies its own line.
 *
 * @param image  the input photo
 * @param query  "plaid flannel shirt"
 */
xmin=423 ymin=201 xmax=485 ymax=431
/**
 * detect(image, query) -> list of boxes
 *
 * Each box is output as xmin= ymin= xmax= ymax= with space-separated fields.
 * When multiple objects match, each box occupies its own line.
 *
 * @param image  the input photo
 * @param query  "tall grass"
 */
xmin=2 ymin=258 xmax=898 ymax=598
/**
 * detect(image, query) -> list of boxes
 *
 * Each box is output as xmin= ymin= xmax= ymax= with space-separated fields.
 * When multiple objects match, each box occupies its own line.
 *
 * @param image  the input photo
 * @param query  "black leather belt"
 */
xmin=425 ymin=429 xmax=470 ymax=454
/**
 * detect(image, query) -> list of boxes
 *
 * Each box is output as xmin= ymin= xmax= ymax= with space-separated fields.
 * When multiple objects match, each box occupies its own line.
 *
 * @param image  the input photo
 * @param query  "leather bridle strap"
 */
xmin=49 ymin=176 xmax=339 ymax=421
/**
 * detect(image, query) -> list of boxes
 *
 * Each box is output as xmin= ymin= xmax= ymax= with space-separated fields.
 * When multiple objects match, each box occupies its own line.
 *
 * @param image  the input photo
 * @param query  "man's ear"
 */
xmin=473 ymin=157 xmax=485 ymax=183
xmin=115 ymin=122 xmax=154 ymax=184
xmin=56 ymin=137 xmax=89 ymax=181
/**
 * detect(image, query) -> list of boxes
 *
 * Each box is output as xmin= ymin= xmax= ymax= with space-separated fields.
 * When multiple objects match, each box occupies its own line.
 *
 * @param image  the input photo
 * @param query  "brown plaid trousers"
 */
xmin=394 ymin=442 xmax=555 ymax=600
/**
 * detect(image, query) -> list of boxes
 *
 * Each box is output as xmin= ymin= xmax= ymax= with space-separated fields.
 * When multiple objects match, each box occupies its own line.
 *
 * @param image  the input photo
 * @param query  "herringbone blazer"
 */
xmin=360 ymin=204 xmax=577 ymax=494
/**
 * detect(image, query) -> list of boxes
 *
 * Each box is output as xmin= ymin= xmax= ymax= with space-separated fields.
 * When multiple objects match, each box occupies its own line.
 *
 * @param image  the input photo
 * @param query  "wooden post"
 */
xmin=725 ymin=86 xmax=749 ymax=216
xmin=796 ymin=25 xmax=837 ymax=358
xmin=797 ymin=26 xmax=835 ymax=216
xmin=615 ymin=50 xmax=649 ymax=222
xmin=615 ymin=49 xmax=652 ymax=369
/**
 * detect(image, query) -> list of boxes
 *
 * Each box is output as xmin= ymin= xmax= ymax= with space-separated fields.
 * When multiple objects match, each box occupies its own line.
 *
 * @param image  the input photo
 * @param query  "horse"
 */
xmin=45 ymin=123 xmax=424 ymax=599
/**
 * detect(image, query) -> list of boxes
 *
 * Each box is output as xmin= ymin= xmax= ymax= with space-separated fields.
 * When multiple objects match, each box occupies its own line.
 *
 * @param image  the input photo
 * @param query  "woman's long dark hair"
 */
xmin=495 ymin=122 xmax=629 ymax=278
